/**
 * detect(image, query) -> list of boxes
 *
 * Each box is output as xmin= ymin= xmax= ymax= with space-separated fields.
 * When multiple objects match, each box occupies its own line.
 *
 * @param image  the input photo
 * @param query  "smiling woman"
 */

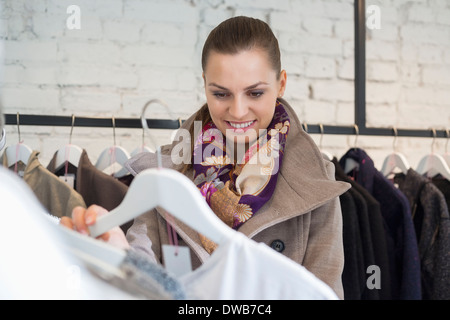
xmin=63 ymin=15 xmax=351 ymax=300
xmin=203 ymin=49 xmax=286 ymax=152
xmin=125 ymin=16 xmax=350 ymax=298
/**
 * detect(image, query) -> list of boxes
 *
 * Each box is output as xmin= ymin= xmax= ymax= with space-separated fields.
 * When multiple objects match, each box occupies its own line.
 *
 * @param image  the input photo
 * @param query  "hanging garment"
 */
xmin=333 ymin=158 xmax=391 ymax=300
xmin=47 ymin=149 xmax=132 ymax=233
xmin=179 ymin=231 xmax=339 ymax=300
xmin=2 ymin=150 xmax=86 ymax=218
xmin=336 ymin=185 xmax=367 ymax=300
xmin=339 ymin=148 xmax=421 ymax=300
xmin=0 ymin=166 xmax=137 ymax=300
xmin=92 ymin=249 xmax=187 ymax=300
xmin=394 ymin=169 xmax=450 ymax=300
xmin=432 ymin=176 xmax=450 ymax=210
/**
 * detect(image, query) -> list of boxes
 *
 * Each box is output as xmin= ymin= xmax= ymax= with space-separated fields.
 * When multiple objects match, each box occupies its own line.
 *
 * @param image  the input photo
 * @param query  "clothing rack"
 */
xmin=2 ymin=0 xmax=449 ymax=139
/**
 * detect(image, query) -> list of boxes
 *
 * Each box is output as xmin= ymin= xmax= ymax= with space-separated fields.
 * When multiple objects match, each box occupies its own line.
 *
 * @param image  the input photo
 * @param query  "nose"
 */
xmin=228 ymin=96 xmax=248 ymax=120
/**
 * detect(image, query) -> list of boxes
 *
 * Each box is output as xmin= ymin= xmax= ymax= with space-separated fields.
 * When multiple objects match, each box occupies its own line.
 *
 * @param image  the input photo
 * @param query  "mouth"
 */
xmin=226 ymin=120 xmax=256 ymax=130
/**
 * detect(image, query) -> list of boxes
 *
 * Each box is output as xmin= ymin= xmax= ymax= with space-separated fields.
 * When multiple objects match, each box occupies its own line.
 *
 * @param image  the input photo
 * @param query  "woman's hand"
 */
xmin=60 ymin=205 xmax=130 ymax=250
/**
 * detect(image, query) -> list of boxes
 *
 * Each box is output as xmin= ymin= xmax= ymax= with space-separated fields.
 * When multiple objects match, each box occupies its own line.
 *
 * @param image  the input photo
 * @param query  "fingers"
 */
xmin=61 ymin=205 xmax=130 ymax=249
xmin=72 ymin=206 xmax=89 ymax=235
xmin=60 ymin=216 xmax=74 ymax=230
xmin=71 ymin=205 xmax=109 ymax=236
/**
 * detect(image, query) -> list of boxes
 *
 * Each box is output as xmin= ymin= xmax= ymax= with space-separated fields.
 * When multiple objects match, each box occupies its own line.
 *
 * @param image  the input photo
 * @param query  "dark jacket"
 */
xmin=333 ymin=158 xmax=391 ymax=300
xmin=432 ymin=177 xmax=450 ymax=210
xmin=339 ymin=148 xmax=421 ymax=300
xmin=336 ymin=181 xmax=367 ymax=299
xmin=395 ymin=169 xmax=450 ymax=300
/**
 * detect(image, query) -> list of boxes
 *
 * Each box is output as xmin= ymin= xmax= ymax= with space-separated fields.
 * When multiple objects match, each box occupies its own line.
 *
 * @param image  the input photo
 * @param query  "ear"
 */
xmin=278 ymin=70 xmax=287 ymax=97
xmin=202 ymin=72 xmax=206 ymax=84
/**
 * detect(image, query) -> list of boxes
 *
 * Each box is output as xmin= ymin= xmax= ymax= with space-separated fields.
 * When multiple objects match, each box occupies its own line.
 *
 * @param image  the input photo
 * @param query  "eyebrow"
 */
xmin=208 ymin=81 xmax=269 ymax=91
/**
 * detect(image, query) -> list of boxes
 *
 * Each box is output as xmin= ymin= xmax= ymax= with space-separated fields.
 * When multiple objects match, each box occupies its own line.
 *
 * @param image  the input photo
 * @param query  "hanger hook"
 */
xmin=353 ymin=124 xmax=359 ymax=148
xmin=319 ymin=123 xmax=325 ymax=149
xmin=70 ymin=114 xmax=75 ymax=145
xmin=112 ymin=115 xmax=117 ymax=146
xmin=445 ymin=128 xmax=449 ymax=153
xmin=141 ymin=99 xmax=173 ymax=168
xmin=392 ymin=127 xmax=398 ymax=152
xmin=431 ymin=128 xmax=437 ymax=153
xmin=302 ymin=121 xmax=308 ymax=133
xmin=16 ymin=112 xmax=21 ymax=143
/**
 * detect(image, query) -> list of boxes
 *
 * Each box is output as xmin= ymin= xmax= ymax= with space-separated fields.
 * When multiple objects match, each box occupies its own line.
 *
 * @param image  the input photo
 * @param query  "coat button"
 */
xmin=270 ymin=240 xmax=285 ymax=253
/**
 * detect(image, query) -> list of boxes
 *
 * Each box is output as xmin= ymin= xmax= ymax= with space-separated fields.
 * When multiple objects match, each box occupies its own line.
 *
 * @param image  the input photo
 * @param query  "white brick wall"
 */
xmin=0 ymin=0 xmax=449 ymax=171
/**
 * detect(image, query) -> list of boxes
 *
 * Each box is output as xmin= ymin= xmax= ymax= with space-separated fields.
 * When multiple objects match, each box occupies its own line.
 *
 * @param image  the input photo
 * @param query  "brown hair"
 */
xmin=182 ymin=16 xmax=282 ymax=174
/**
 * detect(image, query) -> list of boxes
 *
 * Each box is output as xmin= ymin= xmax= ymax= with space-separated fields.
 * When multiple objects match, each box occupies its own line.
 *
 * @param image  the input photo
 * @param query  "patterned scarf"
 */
xmin=193 ymin=100 xmax=290 ymax=253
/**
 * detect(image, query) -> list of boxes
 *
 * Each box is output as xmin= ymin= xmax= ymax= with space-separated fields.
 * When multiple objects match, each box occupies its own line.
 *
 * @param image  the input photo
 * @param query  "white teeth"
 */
xmin=229 ymin=121 xmax=254 ymax=129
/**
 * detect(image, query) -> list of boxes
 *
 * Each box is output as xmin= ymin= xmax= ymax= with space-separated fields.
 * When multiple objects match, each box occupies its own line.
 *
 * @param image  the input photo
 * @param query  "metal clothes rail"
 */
xmin=3 ymin=0 xmax=449 ymax=139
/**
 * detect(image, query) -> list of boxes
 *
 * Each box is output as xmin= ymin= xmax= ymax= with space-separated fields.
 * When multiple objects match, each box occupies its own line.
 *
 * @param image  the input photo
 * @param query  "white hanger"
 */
xmin=95 ymin=115 xmax=131 ymax=178
xmin=89 ymin=101 xmax=236 ymax=245
xmin=130 ymin=99 xmax=179 ymax=157
xmin=88 ymin=167 xmax=236 ymax=244
xmin=381 ymin=128 xmax=410 ymax=176
xmin=54 ymin=115 xmax=83 ymax=172
xmin=344 ymin=125 xmax=360 ymax=174
xmin=416 ymin=129 xmax=450 ymax=180
xmin=5 ymin=113 xmax=32 ymax=168
xmin=5 ymin=143 xmax=32 ymax=168
xmin=54 ymin=219 xmax=126 ymax=278
xmin=131 ymin=120 xmax=154 ymax=157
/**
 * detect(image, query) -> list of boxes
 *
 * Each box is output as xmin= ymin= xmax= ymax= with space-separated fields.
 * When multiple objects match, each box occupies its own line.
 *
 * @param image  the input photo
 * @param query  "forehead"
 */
xmin=204 ymin=49 xmax=276 ymax=85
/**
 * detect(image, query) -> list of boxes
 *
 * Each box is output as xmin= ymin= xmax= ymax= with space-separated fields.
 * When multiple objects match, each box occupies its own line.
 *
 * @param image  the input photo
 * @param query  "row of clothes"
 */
xmin=1 ymin=148 xmax=134 ymax=233
xmin=2 ymin=145 xmax=449 ymax=300
xmin=336 ymin=148 xmax=450 ymax=300
xmin=0 ymin=150 xmax=338 ymax=300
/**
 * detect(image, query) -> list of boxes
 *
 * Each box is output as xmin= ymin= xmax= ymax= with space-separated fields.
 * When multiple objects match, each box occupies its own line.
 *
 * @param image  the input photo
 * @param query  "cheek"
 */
xmin=255 ymin=97 xmax=277 ymax=119
xmin=206 ymin=100 xmax=221 ymax=119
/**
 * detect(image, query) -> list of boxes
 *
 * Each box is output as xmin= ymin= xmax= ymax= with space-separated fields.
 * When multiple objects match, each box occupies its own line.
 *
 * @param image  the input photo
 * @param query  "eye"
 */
xmin=212 ymin=92 xmax=229 ymax=99
xmin=248 ymin=90 xmax=264 ymax=98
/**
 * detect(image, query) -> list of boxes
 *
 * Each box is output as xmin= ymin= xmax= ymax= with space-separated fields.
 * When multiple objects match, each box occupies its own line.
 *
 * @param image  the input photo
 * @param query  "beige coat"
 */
xmin=125 ymin=98 xmax=351 ymax=299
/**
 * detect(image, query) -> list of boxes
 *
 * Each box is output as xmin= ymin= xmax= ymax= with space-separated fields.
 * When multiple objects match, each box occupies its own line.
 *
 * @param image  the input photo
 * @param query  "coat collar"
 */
xmin=125 ymin=99 xmax=350 ymax=260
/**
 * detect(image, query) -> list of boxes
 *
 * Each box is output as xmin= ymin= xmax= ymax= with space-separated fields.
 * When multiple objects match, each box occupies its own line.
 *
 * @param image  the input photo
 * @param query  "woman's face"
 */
xmin=203 ymin=49 xmax=287 ymax=145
